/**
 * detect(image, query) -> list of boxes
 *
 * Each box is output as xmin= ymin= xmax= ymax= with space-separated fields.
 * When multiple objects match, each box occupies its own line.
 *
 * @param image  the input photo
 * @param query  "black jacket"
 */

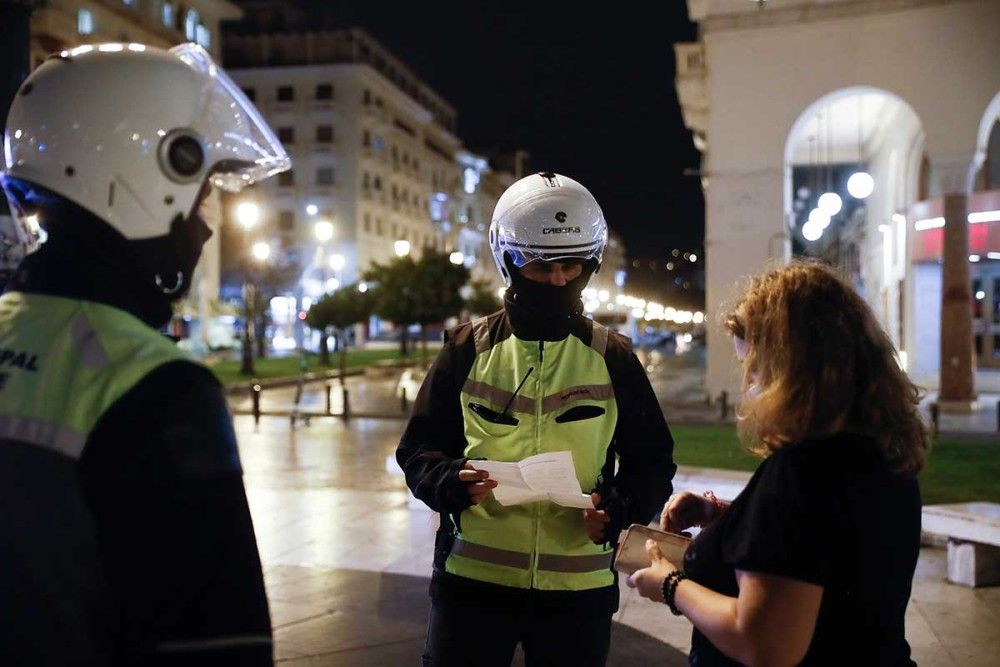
xmin=396 ymin=297 xmax=676 ymax=614
xmin=0 ymin=238 xmax=272 ymax=665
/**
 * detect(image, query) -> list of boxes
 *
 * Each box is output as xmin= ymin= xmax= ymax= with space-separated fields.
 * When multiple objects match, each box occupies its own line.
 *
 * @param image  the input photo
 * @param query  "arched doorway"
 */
xmin=783 ymin=88 xmax=925 ymax=358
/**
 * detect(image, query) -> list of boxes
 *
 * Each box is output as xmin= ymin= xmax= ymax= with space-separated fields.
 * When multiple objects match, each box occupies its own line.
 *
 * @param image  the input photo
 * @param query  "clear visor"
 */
xmin=170 ymin=43 xmax=290 ymax=192
xmin=497 ymin=219 xmax=606 ymax=268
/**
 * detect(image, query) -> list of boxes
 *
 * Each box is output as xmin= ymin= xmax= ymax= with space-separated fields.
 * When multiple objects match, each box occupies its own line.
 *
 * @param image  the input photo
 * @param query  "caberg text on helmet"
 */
xmin=543 ymin=210 xmax=580 ymax=234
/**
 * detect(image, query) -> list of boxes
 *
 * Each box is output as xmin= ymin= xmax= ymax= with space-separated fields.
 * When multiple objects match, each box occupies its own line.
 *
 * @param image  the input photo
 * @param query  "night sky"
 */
xmin=260 ymin=2 xmax=703 ymax=303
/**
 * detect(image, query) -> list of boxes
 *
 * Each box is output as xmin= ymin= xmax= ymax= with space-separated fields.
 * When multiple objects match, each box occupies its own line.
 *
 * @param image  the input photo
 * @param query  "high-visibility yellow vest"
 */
xmin=446 ymin=316 xmax=619 ymax=591
xmin=0 ymin=292 xmax=191 ymax=458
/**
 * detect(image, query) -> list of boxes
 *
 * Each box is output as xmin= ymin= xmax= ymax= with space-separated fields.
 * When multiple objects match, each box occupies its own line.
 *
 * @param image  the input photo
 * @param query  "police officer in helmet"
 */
xmin=0 ymin=43 xmax=289 ymax=664
xmin=398 ymin=172 xmax=676 ymax=666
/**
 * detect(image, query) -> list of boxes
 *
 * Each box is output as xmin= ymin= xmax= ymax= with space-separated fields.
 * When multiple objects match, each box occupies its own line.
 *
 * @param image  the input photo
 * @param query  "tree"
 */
xmin=364 ymin=247 xmax=469 ymax=363
xmin=410 ymin=247 xmax=470 ymax=364
xmin=465 ymin=279 xmax=503 ymax=317
xmin=364 ymin=254 xmax=420 ymax=357
xmin=306 ymin=284 xmax=375 ymax=379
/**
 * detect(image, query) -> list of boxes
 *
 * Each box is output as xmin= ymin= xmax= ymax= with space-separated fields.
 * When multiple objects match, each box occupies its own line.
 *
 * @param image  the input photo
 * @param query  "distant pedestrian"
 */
xmin=398 ymin=172 xmax=677 ymax=666
xmin=0 ymin=43 xmax=290 ymax=664
xmin=629 ymin=261 xmax=928 ymax=666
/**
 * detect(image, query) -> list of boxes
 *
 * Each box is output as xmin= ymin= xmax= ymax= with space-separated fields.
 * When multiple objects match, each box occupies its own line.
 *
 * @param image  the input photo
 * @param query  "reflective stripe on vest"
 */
xmin=0 ymin=292 xmax=192 ymax=458
xmin=452 ymin=538 xmax=613 ymax=573
xmin=449 ymin=319 xmax=620 ymax=591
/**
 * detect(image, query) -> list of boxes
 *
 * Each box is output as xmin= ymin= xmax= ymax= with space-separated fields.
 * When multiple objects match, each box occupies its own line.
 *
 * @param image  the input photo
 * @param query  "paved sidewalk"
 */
xmin=236 ymin=414 xmax=1000 ymax=666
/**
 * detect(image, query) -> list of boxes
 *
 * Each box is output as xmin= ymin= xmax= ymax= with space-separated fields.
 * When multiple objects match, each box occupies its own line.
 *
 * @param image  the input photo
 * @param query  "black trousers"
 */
xmin=422 ymin=598 xmax=612 ymax=667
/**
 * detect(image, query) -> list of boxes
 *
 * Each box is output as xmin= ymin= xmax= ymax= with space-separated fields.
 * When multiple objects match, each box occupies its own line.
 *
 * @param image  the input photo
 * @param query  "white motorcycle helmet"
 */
xmin=1 ymin=42 xmax=289 ymax=239
xmin=489 ymin=172 xmax=608 ymax=286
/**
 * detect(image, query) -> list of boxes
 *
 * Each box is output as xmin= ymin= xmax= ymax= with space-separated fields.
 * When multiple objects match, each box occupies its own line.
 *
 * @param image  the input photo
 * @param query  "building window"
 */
xmin=363 ymin=213 xmax=371 ymax=233
xmin=373 ymin=176 xmax=382 ymax=191
xmin=316 ymin=167 xmax=334 ymax=186
xmin=184 ymin=10 xmax=199 ymax=41
xmin=315 ymin=125 xmax=333 ymax=143
xmin=277 ymin=127 xmax=294 ymax=144
xmin=241 ymin=87 xmax=255 ymax=102
xmin=277 ymin=85 xmax=294 ymax=102
xmin=315 ymin=83 xmax=333 ymax=100
xmin=363 ymin=172 xmax=371 ymax=189
xmin=376 ymin=218 xmax=383 ymax=236
xmin=162 ymin=2 xmax=174 ymax=28
xmin=78 ymin=9 xmax=95 ymax=35
xmin=195 ymin=24 xmax=211 ymax=49
xmin=362 ymin=130 xmax=371 ymax=147
xmin=278 ymin=170 xmax=295 ymax=187
xmin=279 ymin=211 xmax=295 ymax=231
xmin=363 ymin=89 xmax=371 ymax=105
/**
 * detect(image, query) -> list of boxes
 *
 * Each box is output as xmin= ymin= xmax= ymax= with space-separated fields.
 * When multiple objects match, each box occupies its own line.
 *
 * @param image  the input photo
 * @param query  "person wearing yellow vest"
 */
xmin=397 ymin=172 xmax=677 ymax=666
xmin=0 ymin=44 xmax=290 ymax=664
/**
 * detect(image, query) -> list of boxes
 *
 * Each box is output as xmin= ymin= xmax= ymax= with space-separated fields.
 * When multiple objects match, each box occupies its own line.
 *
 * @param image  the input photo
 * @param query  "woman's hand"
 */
xmin=660 ymin=491 xmax=718 ymax=532
xmin=626 ymin=539 xmax=680 ymax=604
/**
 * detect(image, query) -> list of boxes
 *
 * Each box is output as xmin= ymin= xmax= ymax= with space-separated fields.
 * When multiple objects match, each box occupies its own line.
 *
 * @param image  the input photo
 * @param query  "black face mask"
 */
xmin=505 ymin=256 xmax=596 ymax=320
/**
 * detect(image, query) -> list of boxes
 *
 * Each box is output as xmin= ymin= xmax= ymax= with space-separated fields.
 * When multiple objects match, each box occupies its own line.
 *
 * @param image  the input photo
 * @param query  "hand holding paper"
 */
xmin=470 ymin=451 xmax=594 ymax=509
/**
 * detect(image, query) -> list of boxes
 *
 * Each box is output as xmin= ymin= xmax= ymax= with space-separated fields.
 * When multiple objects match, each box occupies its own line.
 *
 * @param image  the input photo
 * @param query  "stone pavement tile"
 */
xmin=905 ymin=602 xmax=955 ymax=666
xmin=905 ymin=547 xmax=1000 ymax=667
xmin=614 ymin=594 xmax=693 ymax=657
xmin=276 ymin=637 xmax=426 ymax=665
xmin=273 ymin=609 xmax=426 ymax=661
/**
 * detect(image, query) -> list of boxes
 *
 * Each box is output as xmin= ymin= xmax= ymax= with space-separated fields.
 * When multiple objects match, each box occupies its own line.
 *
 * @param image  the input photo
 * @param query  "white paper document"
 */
xmin=471 ymin=451 xmax=594 ymax=509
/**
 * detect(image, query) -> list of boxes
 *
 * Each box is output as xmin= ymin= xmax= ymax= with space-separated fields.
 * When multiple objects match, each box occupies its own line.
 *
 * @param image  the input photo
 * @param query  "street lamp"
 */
xmin=305 ymin=203 xmax=319 ymax=216
xmin=241 ymin=241 xmax=271 ymax=375
xmin=329 ymin=253 xmax=346 ymax=272
xmin=236 ymin=201 xmax=260 ymax=229
xmin=394 ymin=239 xmax=411 ymax=257
xmin=449 ymin=251 xmax=464 ymax=265
xmin=252 ymin=241 xmax=271 ymax=262
xmin=314 ymin=219 xmax=334 ymax=243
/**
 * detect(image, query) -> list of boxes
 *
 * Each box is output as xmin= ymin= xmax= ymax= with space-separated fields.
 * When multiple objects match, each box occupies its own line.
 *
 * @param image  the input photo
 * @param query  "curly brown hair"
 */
xmin=723 ymin=260 xmax=929 ymax=475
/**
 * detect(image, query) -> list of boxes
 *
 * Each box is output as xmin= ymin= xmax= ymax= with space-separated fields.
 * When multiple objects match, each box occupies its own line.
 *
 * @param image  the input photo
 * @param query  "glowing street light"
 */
xmin=809 ymin=207 xmax=831 ymax=228
xmin=802 ymin=219 xmax=823 ymax=242
xmin=235 ymin=201 xmax=260 ymax=229
xmin=251 ymin=241 xmax=271 ymax=262
xmin=449 ymin=251 xmax=465 ymax=265
xmin=329 ymin=253 xmax=346 ymax=271
xmin=305 ymin=203 xmax=319 ymax=216
xmin=847 ymin=171 xmax=874 ymax=199
xmin=314 ymin=219 xmax=334 ymax=242
xmin=394 ymin=239 xmax=411 ymax=257
xmin=358 ymin=282 xmax=369 ymax=293
xmin=818 ymin=192 xmax=843 ymax=216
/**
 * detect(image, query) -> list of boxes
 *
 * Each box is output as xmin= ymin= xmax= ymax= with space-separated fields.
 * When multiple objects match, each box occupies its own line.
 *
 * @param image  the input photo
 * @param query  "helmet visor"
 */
xmin=170 ymin=43 xmax=290 ymax=192
xmin=495 ymin=219 xmax=607 ymax=268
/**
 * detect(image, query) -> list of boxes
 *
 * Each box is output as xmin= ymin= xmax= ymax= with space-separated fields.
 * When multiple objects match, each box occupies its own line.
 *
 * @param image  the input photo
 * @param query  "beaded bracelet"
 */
xmin=661 ymin=570 xmax=688 ymax=616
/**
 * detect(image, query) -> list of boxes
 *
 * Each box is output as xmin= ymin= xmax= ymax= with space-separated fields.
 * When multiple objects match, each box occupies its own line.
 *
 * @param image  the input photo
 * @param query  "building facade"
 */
xmin=678 ymin=0 xmax=1000 ymax=402
xmin=223 ymin=27 xmax=509 ymax=346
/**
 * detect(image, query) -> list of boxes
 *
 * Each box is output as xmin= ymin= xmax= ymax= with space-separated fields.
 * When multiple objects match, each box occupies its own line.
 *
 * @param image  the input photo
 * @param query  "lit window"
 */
xmin=184 ymin=10 xmax=199 ymax=41
xmin=162 ymin=2 xmax=174 ymax=27
xmin=78 ymin=9 xmax=95 ymax=35
xmin=195 ymin=24 xmax=211 ymax=48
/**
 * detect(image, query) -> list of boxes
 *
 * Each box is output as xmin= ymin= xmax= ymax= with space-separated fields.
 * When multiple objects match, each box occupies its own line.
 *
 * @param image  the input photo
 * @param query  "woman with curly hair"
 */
xmin=628 ymin=261 xmax=929 ymax=666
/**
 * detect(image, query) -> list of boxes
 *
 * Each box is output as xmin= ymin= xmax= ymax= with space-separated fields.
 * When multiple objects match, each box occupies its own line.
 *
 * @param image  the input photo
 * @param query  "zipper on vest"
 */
xmin=530 ymin=339 xmax=544 ymax=588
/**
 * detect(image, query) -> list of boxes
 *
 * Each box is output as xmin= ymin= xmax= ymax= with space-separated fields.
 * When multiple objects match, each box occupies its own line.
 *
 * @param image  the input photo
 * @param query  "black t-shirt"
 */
xmin=683 ymin=433 xmax=920 ymax=666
